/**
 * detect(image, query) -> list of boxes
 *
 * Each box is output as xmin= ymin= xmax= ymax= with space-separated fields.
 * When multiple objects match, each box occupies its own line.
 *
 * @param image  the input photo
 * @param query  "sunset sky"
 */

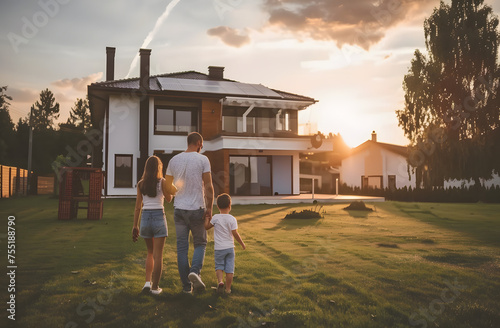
xmin=1 ymin=0 xmax=499 ymax=147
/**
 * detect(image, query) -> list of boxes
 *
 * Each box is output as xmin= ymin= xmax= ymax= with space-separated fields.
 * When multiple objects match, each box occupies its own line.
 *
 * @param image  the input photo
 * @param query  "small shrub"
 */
xmin=343 ymin=201 xmax=373 ymax=211
xmin=284 ymin=205 xmax=325 ymax=219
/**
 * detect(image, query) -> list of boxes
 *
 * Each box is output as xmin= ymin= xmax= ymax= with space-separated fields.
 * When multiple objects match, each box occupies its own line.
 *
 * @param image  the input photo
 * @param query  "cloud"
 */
xmin=8 ymin=87 xmax=39 ymax=103
xmin=262 ymin=0 xmax=435 ymax=49
xmin=207 ymin=26 xmax=251 ymax=47
xmin=51 ymin=72 xmax=103 ymax=92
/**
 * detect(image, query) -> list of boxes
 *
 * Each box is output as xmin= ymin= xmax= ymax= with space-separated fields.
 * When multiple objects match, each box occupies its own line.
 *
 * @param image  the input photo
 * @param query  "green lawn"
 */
xmin=1 ymin=196 xmax=499 ymax=327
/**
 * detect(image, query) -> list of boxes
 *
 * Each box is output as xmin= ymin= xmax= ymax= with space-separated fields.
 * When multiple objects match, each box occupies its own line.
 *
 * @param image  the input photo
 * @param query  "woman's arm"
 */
xmin=133 ymin=184 xmax=143 ymax=242
xmin=161 ymin=178 xmax=177 ymax=203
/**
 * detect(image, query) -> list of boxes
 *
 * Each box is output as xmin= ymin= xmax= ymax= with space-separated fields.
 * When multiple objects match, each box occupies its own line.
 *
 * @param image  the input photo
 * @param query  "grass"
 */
xmin=1 ymin=196 xmax=499 ymax=327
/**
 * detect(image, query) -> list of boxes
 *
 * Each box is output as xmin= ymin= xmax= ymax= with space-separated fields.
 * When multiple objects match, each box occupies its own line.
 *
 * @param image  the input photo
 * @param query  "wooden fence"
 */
xmin=37 ymin=176 xmax=55 ymax=195
xmin=0 ymin=165 xmax=28 ymax=198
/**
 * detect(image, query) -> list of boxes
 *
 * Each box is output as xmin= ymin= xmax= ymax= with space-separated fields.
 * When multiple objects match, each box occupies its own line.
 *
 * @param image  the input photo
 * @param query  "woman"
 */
xmin=133 ymin=155 xmax=176 ymax=295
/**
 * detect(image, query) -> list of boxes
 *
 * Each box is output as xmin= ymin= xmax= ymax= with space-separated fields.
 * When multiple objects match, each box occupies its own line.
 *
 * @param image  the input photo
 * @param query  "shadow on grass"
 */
xmin=236 ymin=205 xmax=292 ymax=224
xmin=266 ymin=217 xmax=322 ymax=231
xmin=423 ymin=252 xmax=493 ymax=268
xmin=381 ymin=202 xmax=500 ymax=248
xmin=344 ymin=210 xmax=371 ymax=219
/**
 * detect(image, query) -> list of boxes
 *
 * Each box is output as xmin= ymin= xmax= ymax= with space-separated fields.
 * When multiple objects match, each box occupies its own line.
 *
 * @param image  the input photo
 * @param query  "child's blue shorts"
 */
xmin=214 ymin=247 xmax=235 ymax=273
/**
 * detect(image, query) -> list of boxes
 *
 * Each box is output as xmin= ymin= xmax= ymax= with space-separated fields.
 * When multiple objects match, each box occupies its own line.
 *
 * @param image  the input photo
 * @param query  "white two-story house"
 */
xmin=88 ymin=47 xmax=332 ymax=197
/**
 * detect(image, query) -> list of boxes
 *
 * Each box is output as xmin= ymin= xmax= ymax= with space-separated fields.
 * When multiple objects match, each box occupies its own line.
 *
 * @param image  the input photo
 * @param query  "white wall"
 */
xmin=444 ymin=173 xmax=500 ymax=189
xmin=204 ymin=135 xmax=333 ymax=152
xmin=106 ymin=95 xmax=140 ymax=196
xmin=293 ymin=153 xmax=300 ymax=194
xmin=340 ymin=151 xmax=365 ymax=187
xmin=382 ymin=148 xmax=416 ymax=189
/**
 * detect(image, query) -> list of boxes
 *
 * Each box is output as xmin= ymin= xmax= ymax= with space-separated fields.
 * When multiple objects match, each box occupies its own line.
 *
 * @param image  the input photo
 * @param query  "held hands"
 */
xmin=132 ymin=226 xmax=139 ymax=242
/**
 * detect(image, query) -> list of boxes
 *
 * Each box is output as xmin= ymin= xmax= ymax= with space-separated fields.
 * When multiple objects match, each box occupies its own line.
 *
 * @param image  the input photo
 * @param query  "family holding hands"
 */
xmin=132 ymin=132 xmax=246 ymax=295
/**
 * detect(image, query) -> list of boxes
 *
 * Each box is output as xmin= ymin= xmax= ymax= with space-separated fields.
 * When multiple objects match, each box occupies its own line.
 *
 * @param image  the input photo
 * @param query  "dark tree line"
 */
xmin=397 ymin=0 xmax=500 ymax=188
xmin=0 ymin=86 xmax=91 ymax=175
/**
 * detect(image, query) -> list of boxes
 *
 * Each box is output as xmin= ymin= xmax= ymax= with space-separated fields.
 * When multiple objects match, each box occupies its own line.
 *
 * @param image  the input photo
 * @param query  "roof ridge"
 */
xmin=375 ymin=140 xmax=408 ymax=149
xmin=270 ymin=87 xmax=317 ymax=102
xmin=152 ymin=70 xmax=205 ymax=78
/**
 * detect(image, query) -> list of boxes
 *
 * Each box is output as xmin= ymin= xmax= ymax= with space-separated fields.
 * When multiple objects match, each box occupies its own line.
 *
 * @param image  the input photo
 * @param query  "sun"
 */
xmin=300 ymin=93 xmax=377 ymax=148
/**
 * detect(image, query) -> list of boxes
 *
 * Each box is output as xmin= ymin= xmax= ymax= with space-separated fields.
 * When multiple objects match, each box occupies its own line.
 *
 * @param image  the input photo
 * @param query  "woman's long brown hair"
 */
xmin=139 ymin=155 xmax=163 ymax=197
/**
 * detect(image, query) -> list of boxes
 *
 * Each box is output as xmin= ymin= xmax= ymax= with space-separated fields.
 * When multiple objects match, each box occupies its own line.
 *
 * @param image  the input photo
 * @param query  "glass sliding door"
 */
xmin=229 ymin=157 xmax=249 ymax=195
xmin=230 ymin=156 xmax=272 ymax=196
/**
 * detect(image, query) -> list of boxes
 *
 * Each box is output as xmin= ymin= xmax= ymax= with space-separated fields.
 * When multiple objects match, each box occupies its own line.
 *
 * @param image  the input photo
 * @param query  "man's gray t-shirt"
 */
xmin=166 ymin=152 xmax=211 ymax=210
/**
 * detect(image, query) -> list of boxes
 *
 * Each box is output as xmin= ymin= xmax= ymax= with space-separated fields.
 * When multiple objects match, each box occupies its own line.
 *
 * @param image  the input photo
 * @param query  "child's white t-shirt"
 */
xmin=211 ymin=213 xmax=238 ymax=250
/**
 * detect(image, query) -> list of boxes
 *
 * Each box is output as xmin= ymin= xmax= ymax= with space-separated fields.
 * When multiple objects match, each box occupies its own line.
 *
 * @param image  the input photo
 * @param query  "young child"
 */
xmin=205 ymin=193 xmax=246 ymax=294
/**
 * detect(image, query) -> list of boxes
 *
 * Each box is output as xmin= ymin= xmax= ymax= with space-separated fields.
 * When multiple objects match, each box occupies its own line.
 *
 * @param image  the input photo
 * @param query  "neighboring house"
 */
xmin=88 ymin=47 xmax=332 ymax=197
xmin=299 ymin=133 xmax=348 ymax=194
xmin=340 ymin=132 xmax=416 ymax=190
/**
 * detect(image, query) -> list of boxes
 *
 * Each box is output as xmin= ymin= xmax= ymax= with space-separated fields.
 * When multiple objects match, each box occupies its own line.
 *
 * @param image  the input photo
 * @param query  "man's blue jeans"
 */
xmin=174 ymin=208 xmax=207 ymax=291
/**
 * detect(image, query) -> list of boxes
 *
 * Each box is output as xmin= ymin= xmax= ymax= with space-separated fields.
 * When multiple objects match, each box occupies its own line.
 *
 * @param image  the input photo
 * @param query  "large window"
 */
xmin=154 ymin=101 xmax=198 ymax=134
xmin=115 ymin=154 xmax=133 ymax=188
xmin=230 ymin=156 xmax=272 ymax=196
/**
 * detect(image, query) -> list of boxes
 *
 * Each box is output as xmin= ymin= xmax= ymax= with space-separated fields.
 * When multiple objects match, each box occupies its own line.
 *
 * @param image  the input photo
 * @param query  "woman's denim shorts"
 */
xmin=140 ymin=209 xmax=168 ymax=238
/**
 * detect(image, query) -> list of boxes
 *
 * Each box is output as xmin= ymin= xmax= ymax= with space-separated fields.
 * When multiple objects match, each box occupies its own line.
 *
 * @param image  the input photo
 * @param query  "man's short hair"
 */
xmin=216 ymin=193 xmax=231 ymax=209
xmin=187 ymin=132 xmax=203 ymax=146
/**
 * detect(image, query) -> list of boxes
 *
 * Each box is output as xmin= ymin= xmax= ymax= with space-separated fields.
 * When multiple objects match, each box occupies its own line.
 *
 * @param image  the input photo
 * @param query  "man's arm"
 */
xmin=202 ymin=171 xmax=214 ymax=217
xmin=161 ymin=178 xmax=177 ymax=203
xmin=232 ymin=229 xmax=246 ymax=250
xmin=164 ymin=175 xmax=178 ymax=196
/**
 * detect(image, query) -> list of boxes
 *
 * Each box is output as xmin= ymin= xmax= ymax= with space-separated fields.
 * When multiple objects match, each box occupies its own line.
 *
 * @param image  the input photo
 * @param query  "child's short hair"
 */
xmin=216 ymin=193 xmax=231 ymax=209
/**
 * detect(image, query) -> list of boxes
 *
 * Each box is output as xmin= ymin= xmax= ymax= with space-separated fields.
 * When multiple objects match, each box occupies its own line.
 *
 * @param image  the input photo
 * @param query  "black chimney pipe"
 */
xmin=106 ymin=47 xmax=115 ymax=81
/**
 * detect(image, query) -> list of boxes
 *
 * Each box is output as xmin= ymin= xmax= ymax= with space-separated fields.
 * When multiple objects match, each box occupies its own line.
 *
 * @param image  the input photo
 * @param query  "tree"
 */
xmin=0 ymin=86 xmax=15 ymax=164
xmin=397 ymin=0 xmax=500 ymax=187
xmin=30 ymin=88 xmax=60 ymax=131
xmin=66 ymin=97 xmax=91 ymax=132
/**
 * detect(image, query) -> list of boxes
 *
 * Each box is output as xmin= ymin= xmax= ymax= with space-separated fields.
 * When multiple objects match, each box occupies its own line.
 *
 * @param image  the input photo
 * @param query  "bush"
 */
xmin=284 ymin=205 xmax=325 ymax=219
xmin=343 ymin=201 xmax=373 ymax=211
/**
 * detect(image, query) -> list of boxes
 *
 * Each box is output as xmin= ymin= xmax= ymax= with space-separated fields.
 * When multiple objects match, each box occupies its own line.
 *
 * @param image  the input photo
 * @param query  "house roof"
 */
xmin=89 ymin=70 xmax=316 ymax=103
xmin=345 ymin=140 xmax=409 ymax=158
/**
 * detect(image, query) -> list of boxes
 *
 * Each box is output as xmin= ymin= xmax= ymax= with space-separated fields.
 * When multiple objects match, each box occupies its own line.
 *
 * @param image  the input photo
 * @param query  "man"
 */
xmin=165 ymin=132 xmax=214 ymax=294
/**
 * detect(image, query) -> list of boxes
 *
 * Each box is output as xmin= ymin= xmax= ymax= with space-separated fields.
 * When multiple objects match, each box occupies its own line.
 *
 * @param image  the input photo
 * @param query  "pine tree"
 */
xmin=67 ymin=97 xmax=91 ymax=132
xmin=0 ymin=86 xmax=15 ymax=164
xmin=30 ymin=88 xmax=60 ymax=131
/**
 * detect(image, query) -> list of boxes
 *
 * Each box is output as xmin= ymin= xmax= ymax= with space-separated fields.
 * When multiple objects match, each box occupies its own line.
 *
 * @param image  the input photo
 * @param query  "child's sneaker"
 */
xmin=150 ymin=287 xmax=162 ymax=295
xmin=217 ymin=282 xmax=224 ymax=294
xmin=225 ymin=289 xmax=231 ymax=294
